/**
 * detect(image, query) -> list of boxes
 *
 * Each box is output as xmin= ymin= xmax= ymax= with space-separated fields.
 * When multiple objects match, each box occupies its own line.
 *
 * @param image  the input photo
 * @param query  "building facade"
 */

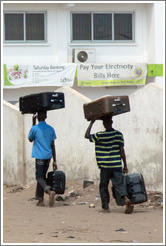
xmin=3 ymin=1 xmax=164 ymax=103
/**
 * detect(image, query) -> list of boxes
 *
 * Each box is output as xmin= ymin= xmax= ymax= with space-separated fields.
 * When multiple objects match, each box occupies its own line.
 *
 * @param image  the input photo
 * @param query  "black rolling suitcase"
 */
xmin=19 ymin=92 xmax=65 ymax=114
xmin=47 ymin=170 xmax=66 ymax=194
xmin=83 ymin=95 xmax=130 ymax=121
xmin=112 ymin=173 xmax=148 ymax=206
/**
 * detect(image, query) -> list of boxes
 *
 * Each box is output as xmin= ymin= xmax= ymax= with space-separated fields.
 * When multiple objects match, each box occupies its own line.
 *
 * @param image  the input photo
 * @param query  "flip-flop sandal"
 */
xmin=125 ymin=205 xmax=134 ymax=214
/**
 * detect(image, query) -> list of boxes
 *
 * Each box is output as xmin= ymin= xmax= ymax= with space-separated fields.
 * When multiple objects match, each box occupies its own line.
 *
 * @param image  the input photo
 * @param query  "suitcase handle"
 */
xmin=51 ymin=99 xmax=63 ymax=103
xmin=114 ymin=97 xmax=121 ymax=102
xmin=112 ymin=103 xmax=126 ymax=107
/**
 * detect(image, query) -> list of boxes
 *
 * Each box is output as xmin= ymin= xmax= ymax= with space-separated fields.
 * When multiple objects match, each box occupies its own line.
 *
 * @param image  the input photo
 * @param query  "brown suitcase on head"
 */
xmin=83 ymin=95 xmax=130 ymax=121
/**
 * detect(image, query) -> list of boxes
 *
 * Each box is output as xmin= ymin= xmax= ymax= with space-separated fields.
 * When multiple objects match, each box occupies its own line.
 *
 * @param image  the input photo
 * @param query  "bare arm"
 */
xmin=28 ymin=114 xmax=37 ymax=142
xmin=119 ymin=146 xmax=128 ymax=173
xmin=51 ymin=140 xmax=57 ymax=170
xmin=84 ymin=120 xmax=95 ymax=139
xmin=32 ymin=113 xmax=37 ymax=126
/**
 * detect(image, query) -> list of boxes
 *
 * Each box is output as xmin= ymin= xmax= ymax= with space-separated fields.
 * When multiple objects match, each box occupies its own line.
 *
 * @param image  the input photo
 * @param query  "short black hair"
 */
xmin=102 ymin=116 xmax=113 ymax=129
xmin=102 ymin=115 xmax=113 ymax=124
xmin=38 ymin=111 xmax=47 ymax=121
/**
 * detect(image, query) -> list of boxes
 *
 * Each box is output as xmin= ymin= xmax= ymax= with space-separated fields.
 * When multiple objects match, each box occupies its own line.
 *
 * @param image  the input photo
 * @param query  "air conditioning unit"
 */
xmin=73 ymin=49 xmax=96 ymax=63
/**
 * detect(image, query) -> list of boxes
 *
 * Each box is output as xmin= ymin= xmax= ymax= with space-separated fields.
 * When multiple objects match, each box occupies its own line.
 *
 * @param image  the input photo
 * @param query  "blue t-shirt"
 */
xmin=28 ymin=121 xmax=57 ymax=159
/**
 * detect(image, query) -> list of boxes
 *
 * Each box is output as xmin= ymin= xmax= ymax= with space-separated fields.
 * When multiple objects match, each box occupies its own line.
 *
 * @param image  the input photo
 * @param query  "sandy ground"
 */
xmin=3 ymin=180 xmax=163 ymax=244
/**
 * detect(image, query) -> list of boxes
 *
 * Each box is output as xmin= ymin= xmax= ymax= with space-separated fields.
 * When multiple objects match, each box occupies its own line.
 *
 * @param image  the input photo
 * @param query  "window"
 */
xmin=72 ymin=12 xmax=134 ymax=42
xmin=4 ymin=12 xmax=46 ymax=42
xmin=72 ymin=13 xmax=91 ymax=40
xmin=114 ymin=13 xmax=133 ymax=40
xmin=93 ymin=13 xmax=112 ymax=40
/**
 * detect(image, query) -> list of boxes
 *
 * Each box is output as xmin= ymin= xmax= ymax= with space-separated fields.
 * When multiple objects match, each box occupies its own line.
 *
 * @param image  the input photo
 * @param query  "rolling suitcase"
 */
xmin=112 ymin=173 xmax=148 ymax=206
xmin=19 ymin=92 xmax=65 ymax=114
xmin=47 ymin=170 xmax=66 ymax=194
xmin=83 ymin=95 xmax=130 ymax=121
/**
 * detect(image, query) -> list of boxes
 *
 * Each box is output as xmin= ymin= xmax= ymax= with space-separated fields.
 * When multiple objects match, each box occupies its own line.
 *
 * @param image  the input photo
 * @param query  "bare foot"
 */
xmin=36 ymin=201 xmax=45 ymax=207
xmin=125 ymin=205 xmax=134 ymax=214
xmin=49 ymin=191 xmax=55 ymax=207
xmin=100 ymin=209 xmax=110 ymax=213
xmin=124 ymin=197 xmax=134 ymax=214
xmin=101 ymin=204 xmax=110 ymax=213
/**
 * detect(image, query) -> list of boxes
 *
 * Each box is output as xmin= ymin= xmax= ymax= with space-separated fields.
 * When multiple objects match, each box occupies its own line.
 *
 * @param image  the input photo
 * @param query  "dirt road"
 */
xmin=3 ymin=180 xmax=163 ymax=244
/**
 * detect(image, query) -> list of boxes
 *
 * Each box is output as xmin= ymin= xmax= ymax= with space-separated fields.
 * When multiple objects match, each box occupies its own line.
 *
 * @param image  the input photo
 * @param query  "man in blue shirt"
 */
xmin=85 ymin=116 xmax=134 ymax=214
xmin=28 ymin=111 xmax=57 ymax=207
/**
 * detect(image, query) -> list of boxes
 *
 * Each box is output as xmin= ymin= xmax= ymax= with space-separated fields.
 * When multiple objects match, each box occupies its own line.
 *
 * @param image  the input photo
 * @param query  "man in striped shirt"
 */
xmin=85 ymin=116 xmax=134 ymax=213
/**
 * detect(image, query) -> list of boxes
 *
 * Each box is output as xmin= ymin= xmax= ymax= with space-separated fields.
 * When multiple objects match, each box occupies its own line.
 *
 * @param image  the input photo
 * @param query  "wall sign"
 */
xmin=4 ymin=63 xmax=149 ymax=88
xmin=76 ymin=63 xmax=147 ymax=86
xmin=3 ymin=64 xmax=77 ymax=88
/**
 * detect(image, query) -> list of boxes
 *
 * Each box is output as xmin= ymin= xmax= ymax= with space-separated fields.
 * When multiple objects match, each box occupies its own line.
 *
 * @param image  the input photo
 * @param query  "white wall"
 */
xmin=3 ymin=2 xmax=158 ymax=64
xmin=3 ymin=101 xmax=25 ymax=185
xmin=3 ymin=2 xmax=164 ymax=103
xmin=3 ymin=3 xmax=59 ymax=64
xmin=3 ymin=84 xmax=163 ymax=191
xmin=67 ymin=3 xmax=146 ymax=63
xmin=113 ymin=83 xmax=163 ymax=191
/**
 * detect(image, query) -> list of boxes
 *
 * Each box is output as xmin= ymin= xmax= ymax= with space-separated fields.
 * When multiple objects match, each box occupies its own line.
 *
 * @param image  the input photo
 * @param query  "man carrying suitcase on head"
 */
xmin=85 ymin=115 xmax=134 ymax=214
xmin=28 ymin=111 xmax=57 ymax=207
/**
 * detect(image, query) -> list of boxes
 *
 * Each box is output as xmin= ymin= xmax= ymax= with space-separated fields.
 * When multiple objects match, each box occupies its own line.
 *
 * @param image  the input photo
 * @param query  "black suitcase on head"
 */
xmin=19 ymin=92 xmax=65 ymax=114
xmin=112 ymin=173 xmax=148 ymax=206
xmin=47 ymin=170 xmax=66 ymax=194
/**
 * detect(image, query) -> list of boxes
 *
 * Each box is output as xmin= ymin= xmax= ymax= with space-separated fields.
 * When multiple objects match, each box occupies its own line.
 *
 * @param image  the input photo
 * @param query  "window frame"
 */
xmin=4 ymin=11 xmax=47 ymax=43
xmin=71 ymin=11 xmax=135 ymax=43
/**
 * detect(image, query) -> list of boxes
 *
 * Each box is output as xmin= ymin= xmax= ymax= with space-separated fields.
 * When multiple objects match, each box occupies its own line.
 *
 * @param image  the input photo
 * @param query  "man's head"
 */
xmin=103 ymin=116 xmax=113 ymax=129
xmin=37 ymin=111 xmax=47 ymax=122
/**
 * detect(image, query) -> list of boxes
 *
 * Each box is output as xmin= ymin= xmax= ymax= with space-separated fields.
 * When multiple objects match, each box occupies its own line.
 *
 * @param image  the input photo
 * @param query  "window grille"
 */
xmin=4 ymin=12 xmax=46 ymax=42
xmin=72 ymin=12 xmax=134 ymax=42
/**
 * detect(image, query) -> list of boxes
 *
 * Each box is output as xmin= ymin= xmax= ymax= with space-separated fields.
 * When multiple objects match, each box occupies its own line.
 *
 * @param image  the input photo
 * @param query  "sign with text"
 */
xmin=77 ymin=63 xmax=147 ymax=86
xmin=4 ymin=64 xmax=77 ymax=87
